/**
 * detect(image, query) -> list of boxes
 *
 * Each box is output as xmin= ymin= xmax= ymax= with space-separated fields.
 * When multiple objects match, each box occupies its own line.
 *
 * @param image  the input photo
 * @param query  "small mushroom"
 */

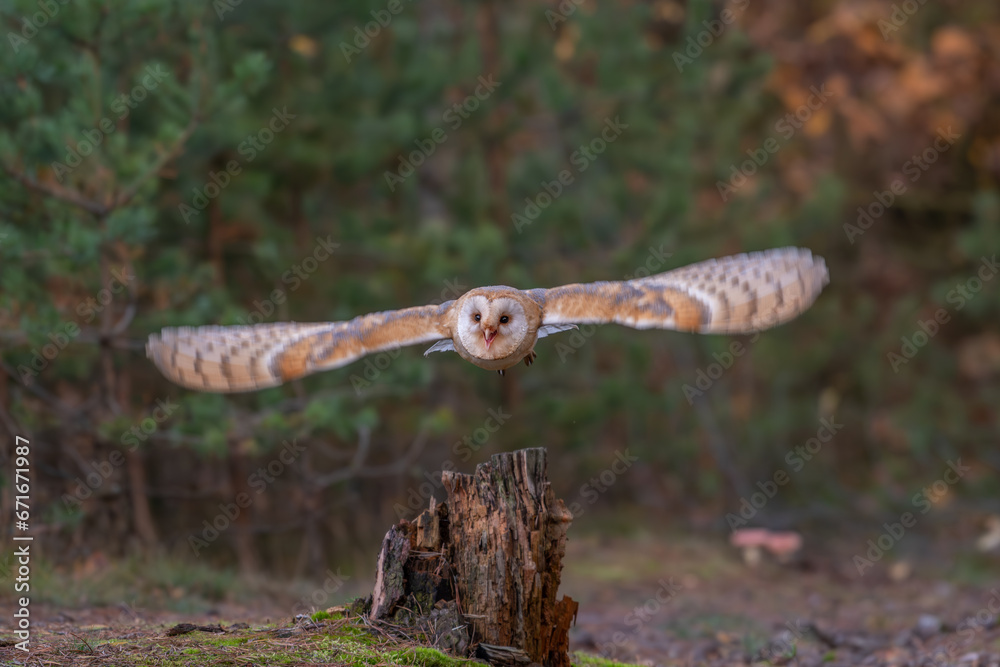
xmin=763 ymin=530 xmax=803 ymax=563
xmin=976 ymin=515 xmax=1000 ymax=552
xmin=730 ymin=528 xmax=772 ymax=567
xmin=730 ymin=528 xmax=803 ymax=566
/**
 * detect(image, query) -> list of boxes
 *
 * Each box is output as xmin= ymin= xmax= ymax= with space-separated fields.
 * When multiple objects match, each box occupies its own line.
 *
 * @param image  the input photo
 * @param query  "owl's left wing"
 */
xmin=147 ymin=303 xmax=454 ymax=393
xmin=534 ymin=247 xmax=828 ymax=335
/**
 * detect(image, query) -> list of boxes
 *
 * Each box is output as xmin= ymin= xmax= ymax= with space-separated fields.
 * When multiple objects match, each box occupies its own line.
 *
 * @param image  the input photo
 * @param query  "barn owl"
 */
xmin=147 ymin=247 xmax=828 ymax=392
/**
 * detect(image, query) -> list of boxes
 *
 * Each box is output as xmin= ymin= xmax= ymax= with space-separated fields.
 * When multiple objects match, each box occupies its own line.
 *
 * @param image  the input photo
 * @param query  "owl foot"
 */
xmin=524 ymin=350 xmax=537 ymax=367
xmin=497 ymin=369 xmax=505 ymax=377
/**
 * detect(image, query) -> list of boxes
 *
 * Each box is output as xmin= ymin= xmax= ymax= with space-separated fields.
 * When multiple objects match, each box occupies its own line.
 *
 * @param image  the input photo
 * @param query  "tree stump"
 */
xmin=362 ymin=447 xmax=578 ymax=666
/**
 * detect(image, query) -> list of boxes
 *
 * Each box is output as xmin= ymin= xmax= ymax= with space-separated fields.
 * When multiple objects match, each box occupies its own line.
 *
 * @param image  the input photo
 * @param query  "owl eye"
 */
xmin=500 ymin=315 xmax=509 ymax=324
xmin=474 ymin=314 xmax=481 ymax=322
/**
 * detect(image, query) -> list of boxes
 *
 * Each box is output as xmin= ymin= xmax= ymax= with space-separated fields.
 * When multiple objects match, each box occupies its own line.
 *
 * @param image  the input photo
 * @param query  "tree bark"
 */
xmin=365 ymin=447 xmax=577 ymax=667
xmin=126 ymin=448 xmax=159 ymax=549
xmin=227 ymin=438 xmax=258 ymax=576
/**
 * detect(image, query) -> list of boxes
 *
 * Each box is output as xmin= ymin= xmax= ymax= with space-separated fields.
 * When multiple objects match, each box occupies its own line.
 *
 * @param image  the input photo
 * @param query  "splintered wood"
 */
xmin=366 ymin=448 xmax=578 ymax=667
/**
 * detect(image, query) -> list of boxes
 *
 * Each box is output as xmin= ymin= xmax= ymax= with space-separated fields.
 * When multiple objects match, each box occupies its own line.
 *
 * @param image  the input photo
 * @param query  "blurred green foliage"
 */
xmin=1 ymin=0 xmax=998 ymax=571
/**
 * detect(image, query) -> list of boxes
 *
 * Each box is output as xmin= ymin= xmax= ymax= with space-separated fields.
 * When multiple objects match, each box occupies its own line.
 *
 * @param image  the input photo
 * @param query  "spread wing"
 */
xmin=535 ymin=247 xmax=828 ymax=334
xmin=147 ymin=303 xmax=455 ymax=393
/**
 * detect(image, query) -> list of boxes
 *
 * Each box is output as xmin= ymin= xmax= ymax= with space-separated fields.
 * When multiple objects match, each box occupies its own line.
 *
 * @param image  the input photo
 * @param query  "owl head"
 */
xmin=456 ymin=288 xmax=533 ymax=361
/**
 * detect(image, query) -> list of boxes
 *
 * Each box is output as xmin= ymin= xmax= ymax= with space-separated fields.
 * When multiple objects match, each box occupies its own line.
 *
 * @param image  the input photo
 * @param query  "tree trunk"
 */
xmin=365 ymin=447 xmax=578 ymax=666
xmin=227 ymin=438 xmax=258 ymax=576
xmin=126 ymin=448 xmax=159 ymax=549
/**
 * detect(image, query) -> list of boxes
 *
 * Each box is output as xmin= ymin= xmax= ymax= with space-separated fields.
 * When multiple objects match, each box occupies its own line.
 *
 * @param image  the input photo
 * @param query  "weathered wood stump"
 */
xmin=362 ymin=447 xmax=578 ymax=666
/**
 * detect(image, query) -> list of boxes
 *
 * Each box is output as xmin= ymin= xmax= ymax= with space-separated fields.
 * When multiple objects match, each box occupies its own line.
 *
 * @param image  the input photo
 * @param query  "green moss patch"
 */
xmin=572 ymin=653 xmax=645 ymax=667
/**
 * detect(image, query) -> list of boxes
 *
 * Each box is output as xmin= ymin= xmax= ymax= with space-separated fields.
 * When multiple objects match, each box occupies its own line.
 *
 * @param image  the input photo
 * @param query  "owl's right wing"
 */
xmin=535 ymin=247 xmax=828 ymax=335
xmin=147 ymin=302 xmax=455 ymax=393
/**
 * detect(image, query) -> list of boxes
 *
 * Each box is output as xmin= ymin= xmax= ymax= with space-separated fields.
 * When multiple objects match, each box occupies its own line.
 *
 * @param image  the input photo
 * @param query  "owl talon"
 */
xmin=524 ymin=351 xmax=537 ymax=367
xmin=497 ymin=369 xmax=505 ymax=377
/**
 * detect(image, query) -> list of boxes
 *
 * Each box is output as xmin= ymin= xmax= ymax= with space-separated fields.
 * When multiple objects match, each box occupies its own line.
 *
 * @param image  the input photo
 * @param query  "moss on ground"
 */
xmin=572 ymin=653 xmax=646 ymax=667
xmin=311 ymin=609 xmax=338 ymax=622
xmin=0 ymin=615 xmax=525 ymax=666
xmin=202 ymin=635 xmax=251 ymax=647
xmin=0 ymin=606 xmax=645 ymax=666
xmin=387 ymin=646 xmax=481 ymax=666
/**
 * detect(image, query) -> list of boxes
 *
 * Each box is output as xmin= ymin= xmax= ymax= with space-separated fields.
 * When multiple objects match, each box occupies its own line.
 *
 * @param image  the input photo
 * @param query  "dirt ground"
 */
xmin=562 ymin=534 xmax=1000 ymax=666
xmin=2 ymin=534 xmax=998 ymax=666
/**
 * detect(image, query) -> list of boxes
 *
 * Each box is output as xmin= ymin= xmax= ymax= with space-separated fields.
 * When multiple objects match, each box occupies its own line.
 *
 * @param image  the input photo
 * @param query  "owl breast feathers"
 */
xmin=147 ymin=247 xmax=829 ymax=392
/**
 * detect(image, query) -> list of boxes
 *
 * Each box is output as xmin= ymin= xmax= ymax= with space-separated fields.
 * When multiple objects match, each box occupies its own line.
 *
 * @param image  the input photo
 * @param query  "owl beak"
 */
xmin=483 ymin=328 xmax=497 ymax=349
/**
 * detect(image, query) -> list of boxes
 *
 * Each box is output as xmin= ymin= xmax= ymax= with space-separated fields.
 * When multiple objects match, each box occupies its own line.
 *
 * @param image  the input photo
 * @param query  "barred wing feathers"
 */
xmin=146 ymin=304 xmax=454 ymax=393
xmin=536 ymin=247 xmax=828 ymax=334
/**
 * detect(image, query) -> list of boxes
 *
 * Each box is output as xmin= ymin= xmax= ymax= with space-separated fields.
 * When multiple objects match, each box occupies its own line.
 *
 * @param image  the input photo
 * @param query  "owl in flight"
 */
xmin=147 ymin=247 xmax=828 ymax=392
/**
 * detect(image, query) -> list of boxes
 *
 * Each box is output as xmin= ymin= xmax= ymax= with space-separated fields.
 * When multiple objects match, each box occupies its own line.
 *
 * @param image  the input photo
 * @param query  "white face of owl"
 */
xmin=457 ymin=293 xmax=529 ymax=360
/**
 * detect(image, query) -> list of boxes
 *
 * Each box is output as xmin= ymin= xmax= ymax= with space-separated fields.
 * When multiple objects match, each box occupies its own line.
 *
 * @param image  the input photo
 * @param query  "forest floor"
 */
xmin=563 ymin=533 xmax=999 ymax=666
xmin=1 ymin=532 xmax=997 ymax=666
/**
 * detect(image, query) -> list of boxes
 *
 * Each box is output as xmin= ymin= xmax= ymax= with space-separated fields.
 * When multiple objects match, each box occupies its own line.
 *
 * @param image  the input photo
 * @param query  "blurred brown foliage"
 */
xmin=0 ymin=0 xmax=997 ymax=578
